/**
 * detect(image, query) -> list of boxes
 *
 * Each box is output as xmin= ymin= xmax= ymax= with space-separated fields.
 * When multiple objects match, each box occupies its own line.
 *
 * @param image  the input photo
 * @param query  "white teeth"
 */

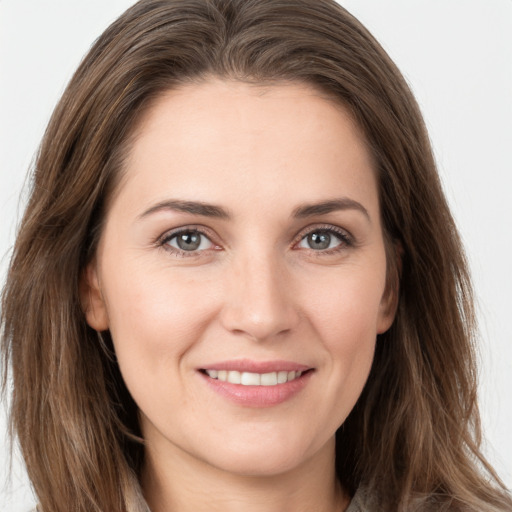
xmin=277 ymin=371 xmax=288 ymax=384
xmin=261 ymin=372 xmax=278 ymax=386
xmin=241 ymin=372 xmax=261 ymax=386
xmin=227 ymin=370 xmax=241 ymax=384
xmin=205 ymin=369 xmax=305 ymax=386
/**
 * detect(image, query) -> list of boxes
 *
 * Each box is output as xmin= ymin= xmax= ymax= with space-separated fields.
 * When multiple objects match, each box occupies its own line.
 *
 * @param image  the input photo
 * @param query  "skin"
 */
xmin=83 ymin=80 xmax=397 ymax=512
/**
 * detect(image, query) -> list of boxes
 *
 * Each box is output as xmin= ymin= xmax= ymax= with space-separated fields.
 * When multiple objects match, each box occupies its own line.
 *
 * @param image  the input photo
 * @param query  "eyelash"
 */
xmin=294 ymin=224 xmax=354 ymax=256
xmin=156 ymin=224 xmax=354 ymax=258
xmin=157 ymin=225 xmax=218 ymax=258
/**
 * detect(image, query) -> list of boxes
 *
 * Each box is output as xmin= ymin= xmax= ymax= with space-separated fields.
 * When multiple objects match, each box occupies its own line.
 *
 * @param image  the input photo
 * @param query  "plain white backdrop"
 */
xmin=1 ymin=1 xmax=511 ymax=510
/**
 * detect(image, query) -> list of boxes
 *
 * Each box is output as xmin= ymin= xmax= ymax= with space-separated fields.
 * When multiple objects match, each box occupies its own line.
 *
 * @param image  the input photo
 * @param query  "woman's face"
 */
xmin=84 ymin=80 xmax=396 ymax=477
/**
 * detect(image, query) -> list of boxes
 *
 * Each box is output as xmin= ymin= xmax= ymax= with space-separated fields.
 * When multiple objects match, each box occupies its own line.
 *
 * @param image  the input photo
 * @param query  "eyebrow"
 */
xmin=138 ymin=197 xmax=370 ymax=222
xmin=138 ymin=200 xmax=231 ymax=220
xmin=292 ymin=198 xmax=370 ymax=222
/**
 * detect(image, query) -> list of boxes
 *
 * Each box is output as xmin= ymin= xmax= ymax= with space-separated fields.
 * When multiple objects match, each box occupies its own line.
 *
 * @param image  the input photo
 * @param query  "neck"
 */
xmin=141 ymin=437 xmax=350 ymax=512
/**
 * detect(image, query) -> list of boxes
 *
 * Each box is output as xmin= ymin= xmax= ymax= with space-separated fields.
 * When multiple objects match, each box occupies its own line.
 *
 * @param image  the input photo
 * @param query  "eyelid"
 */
xmin=292 ymin=223 xmax=354 ymax=251
xmin=154 ymin=223 xmax=354 ymax=257
xmin=156 ymin=225 xmax=221 ymax=256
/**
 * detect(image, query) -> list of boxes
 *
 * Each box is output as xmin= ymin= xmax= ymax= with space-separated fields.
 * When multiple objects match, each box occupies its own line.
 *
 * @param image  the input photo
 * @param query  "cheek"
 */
xmin=304 ymin=261 xmax=386 ymax=342
xmin=319 ymin=290 xmax=379 ymax=384
xmin=300 ymin=262 xmax=385 ymax=409
xmin=100 ymin=256 xmax=219 ymax=388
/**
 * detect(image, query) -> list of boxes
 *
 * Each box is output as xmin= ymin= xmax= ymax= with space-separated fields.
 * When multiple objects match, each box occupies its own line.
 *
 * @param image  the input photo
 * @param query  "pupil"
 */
xmin=177 ymin=232 xmax=201 ymax=251
xmin=309 ymin=232 xmax=330 ymax=250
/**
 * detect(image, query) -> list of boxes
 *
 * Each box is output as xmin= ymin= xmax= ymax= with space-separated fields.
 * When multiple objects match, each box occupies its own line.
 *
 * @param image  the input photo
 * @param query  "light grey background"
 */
xmin=1 ymin=1 xmax=511 ymax=510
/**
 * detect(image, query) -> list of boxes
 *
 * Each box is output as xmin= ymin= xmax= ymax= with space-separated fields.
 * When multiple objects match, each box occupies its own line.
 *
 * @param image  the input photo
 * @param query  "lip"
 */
xmin=200 ymin=359 xmax=311 ymax=373
xmin=198 ymin=359 xmax=314 ymax=408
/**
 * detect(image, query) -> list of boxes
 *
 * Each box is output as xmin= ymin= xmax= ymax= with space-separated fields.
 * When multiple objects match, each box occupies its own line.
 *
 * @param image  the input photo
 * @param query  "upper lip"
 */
xmin=200 ymin=359 xmax=312 ymax=373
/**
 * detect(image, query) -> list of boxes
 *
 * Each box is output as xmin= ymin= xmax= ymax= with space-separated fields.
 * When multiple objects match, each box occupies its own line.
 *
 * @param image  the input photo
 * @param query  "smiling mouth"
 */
xmin=201 ymin=369 xmax=310 ymax=386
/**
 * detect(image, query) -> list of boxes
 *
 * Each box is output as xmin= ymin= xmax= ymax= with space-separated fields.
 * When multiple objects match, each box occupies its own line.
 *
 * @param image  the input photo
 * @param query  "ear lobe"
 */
xmin=80 ymin=262 xmax=109 ymax=331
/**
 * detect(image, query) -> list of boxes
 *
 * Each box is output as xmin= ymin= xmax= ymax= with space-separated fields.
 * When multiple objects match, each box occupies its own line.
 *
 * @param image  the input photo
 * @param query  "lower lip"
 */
xmin=199 ymin=370 xmax=313 ymax=407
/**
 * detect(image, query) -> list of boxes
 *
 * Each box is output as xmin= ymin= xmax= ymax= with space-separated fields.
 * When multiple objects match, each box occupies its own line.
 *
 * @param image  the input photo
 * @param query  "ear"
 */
xmin=80 ymin=261 xmax=109 ymax=331
xmin=377 ymin=243 xmax=402 ymax=334
xmin=376 ymin=285 xmax=399 ymax=334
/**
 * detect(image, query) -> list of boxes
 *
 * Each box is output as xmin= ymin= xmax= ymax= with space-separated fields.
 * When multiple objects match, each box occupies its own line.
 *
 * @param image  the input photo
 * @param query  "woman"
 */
xmin=1 ymin=0 xmax=511 ymax=511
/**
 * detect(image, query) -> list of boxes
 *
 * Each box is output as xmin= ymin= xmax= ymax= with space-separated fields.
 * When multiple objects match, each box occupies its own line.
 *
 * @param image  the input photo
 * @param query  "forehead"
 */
xmin=111 ymin=79 xmax=378 ymax=218
xmin=131 ymin=79 xmax=366 ymax=152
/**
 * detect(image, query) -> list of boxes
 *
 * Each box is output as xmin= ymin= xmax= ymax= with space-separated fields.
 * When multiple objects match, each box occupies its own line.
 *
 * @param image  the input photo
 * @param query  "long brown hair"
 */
xmin=2 ymin=1 xmax=510 ymax=511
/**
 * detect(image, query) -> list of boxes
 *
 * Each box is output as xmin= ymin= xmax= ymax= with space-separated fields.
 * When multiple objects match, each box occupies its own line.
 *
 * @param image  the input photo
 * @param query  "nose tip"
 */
xmin=227 ymin=305 xmax=294 ymax=341
xmin=219 ymin=258 xmax=300 ymax=341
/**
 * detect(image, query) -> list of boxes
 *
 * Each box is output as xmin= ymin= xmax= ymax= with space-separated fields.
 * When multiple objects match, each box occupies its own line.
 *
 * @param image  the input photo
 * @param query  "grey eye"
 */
xmin=167 ymin=231 xmax=212 ymax=252
xmin=298 ymin=230 xmax=343 ymax=251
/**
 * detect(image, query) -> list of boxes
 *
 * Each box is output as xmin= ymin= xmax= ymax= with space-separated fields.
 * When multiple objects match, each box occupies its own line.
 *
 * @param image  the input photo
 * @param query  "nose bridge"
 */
xmin=220 ymin=246 xmax=299 ymax=341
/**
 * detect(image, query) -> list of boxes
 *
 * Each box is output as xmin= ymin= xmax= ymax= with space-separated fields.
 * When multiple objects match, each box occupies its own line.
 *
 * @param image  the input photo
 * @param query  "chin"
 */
xmin=212 ymin=451 xmax=306 ymax=478
xmin=198 ymin=433 xmax=328 ymax=478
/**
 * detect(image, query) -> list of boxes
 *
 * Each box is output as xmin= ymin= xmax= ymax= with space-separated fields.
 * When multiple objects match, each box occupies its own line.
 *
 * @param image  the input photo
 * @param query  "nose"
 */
xmin=219 ymin=252 xmax=300 ymax=341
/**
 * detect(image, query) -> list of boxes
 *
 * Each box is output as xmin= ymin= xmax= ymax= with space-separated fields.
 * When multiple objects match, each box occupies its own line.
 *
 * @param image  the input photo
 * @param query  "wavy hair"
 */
xmin=2 ymin=1 xmax=511 ymax=511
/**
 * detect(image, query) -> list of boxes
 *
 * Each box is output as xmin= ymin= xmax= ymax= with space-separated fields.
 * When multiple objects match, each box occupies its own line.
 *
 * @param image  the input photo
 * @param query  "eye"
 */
xmin=297 ymin=228 xmax=350 ymax=251
xmin=164 ymin=229 xmax=214 ymax=252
